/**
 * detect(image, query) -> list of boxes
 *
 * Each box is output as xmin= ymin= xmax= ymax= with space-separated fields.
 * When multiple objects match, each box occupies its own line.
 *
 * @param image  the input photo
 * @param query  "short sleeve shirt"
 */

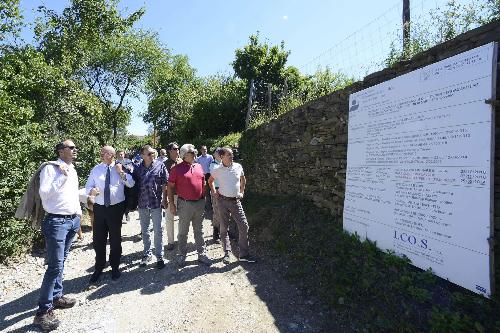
xmin=168 ymin=162 xmax=205 ymax=200
xmin=133 ymin=160 xmax=168 ymax=209
xmin=211 ymin=162 xmax=244 ymax=198
xmin=196 ymin=154 xmax=213 ymax=174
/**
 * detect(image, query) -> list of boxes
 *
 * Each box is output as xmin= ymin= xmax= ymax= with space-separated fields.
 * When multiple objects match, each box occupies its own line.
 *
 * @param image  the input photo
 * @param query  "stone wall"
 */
xmin=242 ymin=20 xmax=500 ymax=292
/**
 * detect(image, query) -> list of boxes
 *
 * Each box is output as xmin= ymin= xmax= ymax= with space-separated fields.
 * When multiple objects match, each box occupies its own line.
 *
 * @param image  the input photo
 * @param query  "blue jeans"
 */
xmin=38 ymin=214 xmax=80 ymax=312
xmin=138 ymin=208 xmax=164 ymax=260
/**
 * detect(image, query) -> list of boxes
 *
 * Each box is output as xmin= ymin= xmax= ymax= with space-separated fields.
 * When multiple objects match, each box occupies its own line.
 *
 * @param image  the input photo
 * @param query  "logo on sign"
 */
xmin=394 ymin=230 xmax=428 ymax=249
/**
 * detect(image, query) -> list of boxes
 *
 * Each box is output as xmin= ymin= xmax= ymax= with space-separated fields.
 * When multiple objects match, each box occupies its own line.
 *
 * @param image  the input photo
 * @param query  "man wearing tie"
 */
xmin=85 ymin=146 xmax=135 ymax=284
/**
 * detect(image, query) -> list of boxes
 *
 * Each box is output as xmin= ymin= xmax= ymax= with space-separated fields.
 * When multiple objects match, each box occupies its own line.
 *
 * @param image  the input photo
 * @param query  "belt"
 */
xmin=219 ymin=194 xmax=237 ymax=200
xmin=178 ymin=197 xmax=204 ymax=202
xmin=47 ymin=213 xmax=77 ymax=219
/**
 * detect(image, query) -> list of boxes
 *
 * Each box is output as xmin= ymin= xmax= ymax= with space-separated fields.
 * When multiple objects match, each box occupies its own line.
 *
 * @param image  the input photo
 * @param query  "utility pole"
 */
xmin=403 ymin=0 xmax=411 ymax=58
xmin=267 ymin=83 xmax=272 ymax=116
xmin=245 ymin=79 xmax=255 ymax=129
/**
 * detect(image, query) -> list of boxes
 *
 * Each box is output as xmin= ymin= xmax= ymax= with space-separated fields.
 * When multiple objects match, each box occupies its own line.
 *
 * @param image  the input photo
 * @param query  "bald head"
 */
xmin=100 ymin=145 xmax=116 ymax=165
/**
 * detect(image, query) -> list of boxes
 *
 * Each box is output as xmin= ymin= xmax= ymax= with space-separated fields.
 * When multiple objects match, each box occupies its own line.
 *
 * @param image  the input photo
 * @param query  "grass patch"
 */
xmin=244 ymin=193 xmax=500 ymax=332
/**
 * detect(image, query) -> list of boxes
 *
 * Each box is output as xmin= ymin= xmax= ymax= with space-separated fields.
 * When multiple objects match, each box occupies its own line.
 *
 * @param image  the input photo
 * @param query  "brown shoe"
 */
xmin=33 ymin=309 xmax=60 ymax=331
xmin=53 ymin=295 xmax=76 ymax=309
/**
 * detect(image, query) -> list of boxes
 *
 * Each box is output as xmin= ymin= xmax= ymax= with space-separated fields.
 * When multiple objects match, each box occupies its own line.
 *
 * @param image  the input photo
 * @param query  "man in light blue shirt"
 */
xmin=196 ymin=145 xmax=213 ymax=176
xmin=85 ymin=146 xmax=135 ymax=284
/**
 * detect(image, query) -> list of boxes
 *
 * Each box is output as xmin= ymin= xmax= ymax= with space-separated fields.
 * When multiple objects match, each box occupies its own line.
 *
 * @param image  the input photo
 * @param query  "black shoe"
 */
xmin=111 ymin=269 xmax=121 ymax=281
xmin=34 ymin=309 xmax=60 ymax=331
xmin=165 ymin=243 xmax=175 ymax=251
xmin=213 ymin=227 xmax=220 ymax=240
xmin=156 ymin=260 xmax=165 ymax=269
xmin=53 ymin=295 xmax=76 ymax=309
xmin=89 ymin=270 xmax=102 ymax=284
xmin=239 ymin=255 xmax=257 ymax=263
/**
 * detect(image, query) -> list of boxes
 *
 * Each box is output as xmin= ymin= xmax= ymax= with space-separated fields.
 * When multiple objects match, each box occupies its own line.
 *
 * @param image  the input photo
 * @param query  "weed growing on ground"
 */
xmin=244 ymin=193 xmax=500 ymax=332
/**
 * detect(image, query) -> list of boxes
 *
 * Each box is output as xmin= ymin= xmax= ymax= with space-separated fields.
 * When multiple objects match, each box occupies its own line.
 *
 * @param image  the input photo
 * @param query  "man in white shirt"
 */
xmin=157 ymin=148 xmax=168 ymax=163
xmin=208 ymin=147 xmax=256 ymax=264
xmin=34 ymin=140 xmax=82 ymax=331
xmin=85 ymin=146 xmax=135 ymax=284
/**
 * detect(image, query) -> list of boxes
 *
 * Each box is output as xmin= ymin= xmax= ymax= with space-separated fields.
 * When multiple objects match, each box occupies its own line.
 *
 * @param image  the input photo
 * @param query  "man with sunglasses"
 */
xmin=133 ymin=145 xmax=169 ymax=269
xmin=34 ymin=140 xmax=81 ymax=331
xmin=168 ymin=144 xmax=211 ymax=266
xmin=164 ymin=142 xmax=182 ymax=250
xmin=85 ymin=146 xmax=135 ymax=284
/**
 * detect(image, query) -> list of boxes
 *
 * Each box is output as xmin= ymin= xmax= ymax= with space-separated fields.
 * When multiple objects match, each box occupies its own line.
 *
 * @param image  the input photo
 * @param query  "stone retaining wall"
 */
xmin=242 ymin=20 xmax=500 ymax=292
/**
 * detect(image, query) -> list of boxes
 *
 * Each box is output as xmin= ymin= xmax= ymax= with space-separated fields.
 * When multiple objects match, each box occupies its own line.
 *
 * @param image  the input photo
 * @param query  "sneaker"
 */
xmin=239 ymin=255 xmax=257 ymax=263
xmin=140 ymin=254 xmax=152 ymax=267
xmin=165 ymin=243 xmax=175 ymax=251
xmin=157 ymin=259 xmax=166 ymax=269
xmin=222 ymin=251 xmax=235 ymax=264
xmin=88 ymin=270 xmax=102 ymax=284
xmin=111 ymin=269 xmax=121 ymax=281
xmin=53 ymin=295 xmax=76 ymax=309
xmin=176 ymin=254 xmax=186 ymax=267
xmin=197 ymin=254 xmax=212 ymax=266
xmin=33 ymin=309 xmax=60 ymax=331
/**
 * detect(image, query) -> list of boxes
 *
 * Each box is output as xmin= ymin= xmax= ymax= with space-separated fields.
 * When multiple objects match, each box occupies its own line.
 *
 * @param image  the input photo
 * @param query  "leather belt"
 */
xmin=47 ymin=213 xmax=77 ymax=219
xmin=219 ymin=194 xmax=237 ymax=200
xmin=178 ymin=197 xmax=204 ymax=202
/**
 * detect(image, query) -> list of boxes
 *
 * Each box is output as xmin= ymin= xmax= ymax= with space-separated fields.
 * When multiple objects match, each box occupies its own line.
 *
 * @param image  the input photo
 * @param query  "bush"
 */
xmin=0 ymin=218 xmax=40 ymax=262
xmin=243 ymin=192 xmax=500 ymax=332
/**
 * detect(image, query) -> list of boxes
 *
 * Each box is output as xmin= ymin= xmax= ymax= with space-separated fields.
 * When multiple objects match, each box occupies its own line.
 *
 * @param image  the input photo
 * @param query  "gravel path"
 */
xmin=0 ymin=211 xmax=330 ymax=332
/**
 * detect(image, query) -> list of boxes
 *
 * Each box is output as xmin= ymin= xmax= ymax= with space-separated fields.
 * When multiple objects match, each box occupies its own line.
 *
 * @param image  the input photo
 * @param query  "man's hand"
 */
xmin=169 ymin=203 xmax=176 ymax=215
xmin=115 ymin=163 xmax=123 ymax=173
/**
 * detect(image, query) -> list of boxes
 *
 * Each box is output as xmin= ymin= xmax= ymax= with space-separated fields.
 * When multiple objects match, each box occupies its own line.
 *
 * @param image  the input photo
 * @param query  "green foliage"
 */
xmin=0 ymin=0 xmax=21 ymax=42
xmin=243 ymin=193 xmax=500 ymax=332
xmin=207 ymin=132 xmax=242 ymax=150
xmin=0 ymin=218 xmax=40 ymax=262
xmin=385 ymin=0 xmax=499 ymax=66
xmin=232 ymin=32 xmax=290 ymax=88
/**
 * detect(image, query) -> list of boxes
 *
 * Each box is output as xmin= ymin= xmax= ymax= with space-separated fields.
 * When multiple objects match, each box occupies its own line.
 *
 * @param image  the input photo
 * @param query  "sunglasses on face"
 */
xmin=65 ymin=146 xmax=77 ymax=150
xmin=171 ymin=148 xmax=179 ymax=150
xmin=147 ymin=152 xmax=155 ymax=156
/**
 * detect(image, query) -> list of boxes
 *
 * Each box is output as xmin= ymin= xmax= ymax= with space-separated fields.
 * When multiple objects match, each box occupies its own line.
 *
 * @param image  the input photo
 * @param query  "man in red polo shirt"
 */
xmin=168 ymin=143 xmax=211 ymax=266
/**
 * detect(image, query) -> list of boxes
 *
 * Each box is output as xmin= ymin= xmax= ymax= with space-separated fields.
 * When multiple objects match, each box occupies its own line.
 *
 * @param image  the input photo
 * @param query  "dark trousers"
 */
xmin=93 ymin=202 xmax=125 ymax=271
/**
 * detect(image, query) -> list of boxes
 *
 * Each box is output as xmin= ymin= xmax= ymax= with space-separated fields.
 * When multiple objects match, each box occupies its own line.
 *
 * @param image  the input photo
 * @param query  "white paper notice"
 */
xmin=344 ymin=43 xmax=496 ymax=297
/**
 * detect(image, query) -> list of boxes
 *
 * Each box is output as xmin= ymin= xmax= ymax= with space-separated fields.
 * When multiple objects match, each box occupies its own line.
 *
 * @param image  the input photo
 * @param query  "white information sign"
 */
xmin=343 ymin=43 xmax=497 ymax=296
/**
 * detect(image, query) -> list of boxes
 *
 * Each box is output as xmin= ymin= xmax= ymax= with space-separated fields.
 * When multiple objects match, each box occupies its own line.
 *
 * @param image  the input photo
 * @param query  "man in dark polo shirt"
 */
xmin=164 ymin=142 xmax=182 ymax=250
xmin=168 ymin=143 xmax=211 ymax=267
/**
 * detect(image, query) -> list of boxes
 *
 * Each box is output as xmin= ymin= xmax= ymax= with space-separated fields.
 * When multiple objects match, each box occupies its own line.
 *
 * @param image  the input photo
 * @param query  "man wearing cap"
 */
xmin=133 ymin=145 xmax=169 ymax=269
xmin=208 ymin=147 xmax=256 ymax=264
xmin=164 ymin=142 xmax=182 ymax=250
xmin=34 ymin=140 xmax=81 ymax=331
xmin=85 ymin=145 xmax=135 ymax=284
xmin=168 ymin=144 xmax=211 ymax=266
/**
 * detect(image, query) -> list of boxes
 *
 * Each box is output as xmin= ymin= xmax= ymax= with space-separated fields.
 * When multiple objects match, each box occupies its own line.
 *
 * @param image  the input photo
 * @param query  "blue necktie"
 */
xmin=104 ymin=166 xmax=111 ymax=207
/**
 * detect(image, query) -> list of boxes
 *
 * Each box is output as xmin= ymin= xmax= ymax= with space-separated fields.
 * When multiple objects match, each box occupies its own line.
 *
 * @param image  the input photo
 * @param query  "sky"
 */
xmin=17 ymin=0 xmax=448 ymax=135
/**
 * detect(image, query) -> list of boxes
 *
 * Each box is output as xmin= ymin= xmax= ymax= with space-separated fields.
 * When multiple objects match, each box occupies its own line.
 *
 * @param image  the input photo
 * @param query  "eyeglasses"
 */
xmin=172 ymin=148 xmax=179 ymax=150
xmin=65 ymin=146 xmax=77 ymax=150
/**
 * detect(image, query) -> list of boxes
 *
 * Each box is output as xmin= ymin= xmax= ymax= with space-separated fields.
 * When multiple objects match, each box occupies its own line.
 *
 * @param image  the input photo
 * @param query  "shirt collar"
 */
xmin=57 ymin=158 xmax=73 ymax=168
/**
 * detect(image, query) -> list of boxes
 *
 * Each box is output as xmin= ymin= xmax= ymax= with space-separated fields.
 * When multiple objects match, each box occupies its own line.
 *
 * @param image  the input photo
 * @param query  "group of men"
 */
xmin=32 ymin=139 xmax=255 ymax=331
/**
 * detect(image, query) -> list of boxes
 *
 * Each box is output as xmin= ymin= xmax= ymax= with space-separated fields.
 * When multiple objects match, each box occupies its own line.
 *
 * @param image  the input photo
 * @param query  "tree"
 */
xmin=82 ymin=30 xmax=166 ymax=144
xmin=145 ymin=53 xmax=198 ymax=145
xmin=232 ymin=32 xmax=291 ymax=104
